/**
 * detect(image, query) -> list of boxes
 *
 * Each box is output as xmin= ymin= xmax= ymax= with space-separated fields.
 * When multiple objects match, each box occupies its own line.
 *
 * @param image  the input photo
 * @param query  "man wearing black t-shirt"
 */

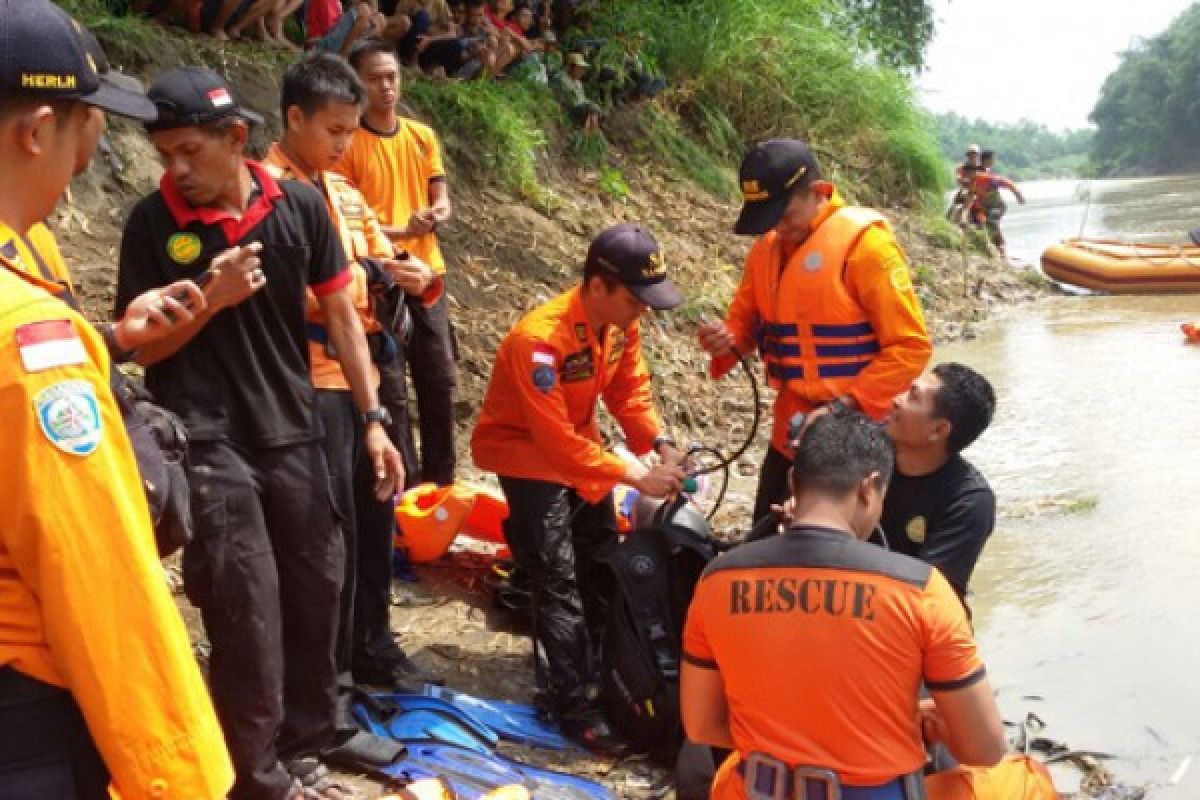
xmin=882 ymin=363 xmax=997 ymax=612
xmin=116 ymin=67 xmax=402 ymax=800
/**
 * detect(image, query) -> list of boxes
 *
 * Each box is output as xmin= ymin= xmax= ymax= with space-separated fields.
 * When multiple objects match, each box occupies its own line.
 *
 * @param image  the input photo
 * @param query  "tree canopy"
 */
xmin=934 ymin=113 xmax=1093 ymax=179
xmin=1089 ymin=4 xmax=1200 ymax=176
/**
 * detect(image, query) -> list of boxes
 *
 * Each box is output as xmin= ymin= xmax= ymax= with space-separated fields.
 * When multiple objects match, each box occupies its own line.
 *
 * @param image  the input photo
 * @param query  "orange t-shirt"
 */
xmin=0 ymin=257 xmax=233 ymax=799
xmin=470 ymin=286 xmax=661 ymax=504
xmin=683 ymin=525 xmax=985 ymax=797
xmin=336 ymin=115 xmax=447 ymax=274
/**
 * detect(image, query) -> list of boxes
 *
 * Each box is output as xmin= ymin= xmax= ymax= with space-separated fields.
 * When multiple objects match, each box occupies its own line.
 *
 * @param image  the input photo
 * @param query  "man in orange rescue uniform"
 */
xmin=698 ymin=138 xmax=931 ymax=531
xmin=0 ymin=1 xmax=232 ymax=798
xmin=681 ymin=410 xmax=1007 ymax=800
xmin=471 ymin=223 xmax=686 ymax=754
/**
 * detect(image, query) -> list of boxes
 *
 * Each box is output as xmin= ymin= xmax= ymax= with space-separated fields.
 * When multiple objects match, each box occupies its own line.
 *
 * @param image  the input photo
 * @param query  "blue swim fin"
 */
xmin=353 ymin=693 xmax=499 ymax=752
xmin=381 ymin=740 xmax=616 ymax=800
xmin=420 ymin=684 xmax=571 ymax=751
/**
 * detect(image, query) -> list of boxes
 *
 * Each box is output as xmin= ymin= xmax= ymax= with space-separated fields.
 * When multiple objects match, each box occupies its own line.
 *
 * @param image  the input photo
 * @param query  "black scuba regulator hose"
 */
xmin=683 ymin=347 xmax=761 ymax=521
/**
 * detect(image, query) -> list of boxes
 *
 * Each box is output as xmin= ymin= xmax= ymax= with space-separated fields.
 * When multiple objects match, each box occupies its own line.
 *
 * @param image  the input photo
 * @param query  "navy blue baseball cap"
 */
xmin=586 ymin=223 xmax=681 ymax=310
xmin=734 ymin=138 xmax=821 ymax=235
xmin=0 ymin=0 xmax=157 ymax=122
xmin=145 ymin=67 xmax=264 ymax=133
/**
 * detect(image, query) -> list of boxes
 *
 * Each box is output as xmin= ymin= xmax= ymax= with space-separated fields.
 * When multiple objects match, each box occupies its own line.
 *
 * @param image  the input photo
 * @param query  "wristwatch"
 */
xmin=653 ymin=435 xmax=677 ymax=455
xmin=362 ymin=407 xmax=393 ymax=427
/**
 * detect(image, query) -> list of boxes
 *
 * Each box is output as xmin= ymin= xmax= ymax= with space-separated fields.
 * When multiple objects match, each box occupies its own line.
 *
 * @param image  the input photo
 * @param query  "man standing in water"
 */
xmin=971 ymin=150 xmax=1025 ymax=261
xmin=681 ymin=411 xmax=1006 ymax=800
xmin=882 ymin=363 xmax=997 ymax=613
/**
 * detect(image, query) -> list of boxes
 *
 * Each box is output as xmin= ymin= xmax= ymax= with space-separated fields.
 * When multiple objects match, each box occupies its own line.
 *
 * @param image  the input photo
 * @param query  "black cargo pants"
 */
xmin=183 ymin=440 xmax=343 ymax=800
xmin=498 ymin=476 xmax=618 ymax=720
xmin=316 ymin=390 xmax=397 ymax=666
xmin=379 ymin=293 xmax=457 ymax=487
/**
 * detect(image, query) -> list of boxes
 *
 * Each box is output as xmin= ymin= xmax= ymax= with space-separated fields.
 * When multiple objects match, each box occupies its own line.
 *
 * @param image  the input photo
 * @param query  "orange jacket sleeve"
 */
xmin=0 ymin=293 xmax=232 ymax=798
xmin=710 ymin=242 xmax=764 ymax=380
xmin=843 ymin=226 xmax=932 ymax=418
xmin=509 ymin=333 xmax=629 ymax=497
xmin=600 ymin=321 xmax=661 ymax=456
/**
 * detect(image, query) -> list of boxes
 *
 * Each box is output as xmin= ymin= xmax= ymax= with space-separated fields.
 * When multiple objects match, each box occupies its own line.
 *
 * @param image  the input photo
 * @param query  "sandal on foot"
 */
xmin=286 ymin=757 xmax=364 ymax=800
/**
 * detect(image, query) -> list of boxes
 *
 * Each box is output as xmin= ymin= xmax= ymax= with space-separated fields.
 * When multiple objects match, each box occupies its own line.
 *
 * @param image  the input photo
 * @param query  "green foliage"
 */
xmin=64 ymin=0 xmax=946 ymax=206
xmin=635 ymin=107 xmax=737 ymax=198
xmin=592 ymin=0 xmax=946 ymax=201
xmin=404 ymin=80 xmax=560 ymax=201
xmin=911 ymin=263 xmax=936 ymax=287
xmin=835 ymin=0 xmax=935 ymax=72
xmin=921 ymin=215 xmax=965 ymax=251
xmin=933 ymin=113 xmax=1094 ymax=180
xmin=1089 ymin=5 xmax=1200 ymax=175
xmin=570 ymin=128 xmax=610 ymax=168
xmin=597 ymin=165 xmax=630 ymax=201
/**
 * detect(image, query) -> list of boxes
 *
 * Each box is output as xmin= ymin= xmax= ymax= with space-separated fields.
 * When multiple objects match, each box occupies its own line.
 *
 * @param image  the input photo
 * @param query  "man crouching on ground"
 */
xmin=471 ymin=223 xmax=687 ymax=754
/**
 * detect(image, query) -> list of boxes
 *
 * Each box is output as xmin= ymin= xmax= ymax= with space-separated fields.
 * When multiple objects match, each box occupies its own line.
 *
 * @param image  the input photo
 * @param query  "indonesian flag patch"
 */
xmin=16 ymin=319 xmax=86 ymax=373
xmin=208 ymin=87 xmax=233 ymax=108
xmin=531 ymin=345 xmax=556 ymax=366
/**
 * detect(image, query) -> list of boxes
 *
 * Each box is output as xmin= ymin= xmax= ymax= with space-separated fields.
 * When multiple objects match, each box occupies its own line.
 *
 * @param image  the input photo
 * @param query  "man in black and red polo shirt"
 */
xmin=116 ymin=67 xmax=403 ymax=800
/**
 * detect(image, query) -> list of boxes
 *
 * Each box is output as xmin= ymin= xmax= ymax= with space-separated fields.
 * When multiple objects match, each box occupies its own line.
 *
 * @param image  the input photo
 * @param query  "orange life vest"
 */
xmin=749 ymin=207 xmax=887 ymax=396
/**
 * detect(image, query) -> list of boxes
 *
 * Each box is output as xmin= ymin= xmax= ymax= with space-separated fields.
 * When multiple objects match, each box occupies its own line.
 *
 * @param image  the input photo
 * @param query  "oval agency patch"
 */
xmin=889 ymin=262 xmax=914 ymax=292
xmin=35 ymin=379 xmax=102 ymax=456
xmin=166 ymin=232 xmax=203 ymax=265
xmin=532 ymin=364 xmax=556 ymax=393
xmin=803 ymin=251 xmax=824 ymax=272
xmin=905 ymin=516 xmax=927 ymax=544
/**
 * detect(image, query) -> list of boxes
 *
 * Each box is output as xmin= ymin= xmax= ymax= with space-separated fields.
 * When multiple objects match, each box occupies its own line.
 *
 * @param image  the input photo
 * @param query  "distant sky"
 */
xmin=917 ymin=0 xmax=1190 ymax=131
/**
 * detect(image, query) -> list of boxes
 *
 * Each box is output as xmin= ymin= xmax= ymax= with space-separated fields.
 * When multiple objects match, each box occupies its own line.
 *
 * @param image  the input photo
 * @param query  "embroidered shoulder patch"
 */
xmin=887 ymin=257 xmax=914 ymax=292
xmin=532 ymin=364 xmax=556 ymax=393
xmin=34 ymin=379 xmax=102 ymax=456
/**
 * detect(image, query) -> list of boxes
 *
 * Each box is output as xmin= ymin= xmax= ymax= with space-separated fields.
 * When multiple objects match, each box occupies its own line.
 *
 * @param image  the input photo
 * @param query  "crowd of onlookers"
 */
xmin=110 ymin=0 xmax=666 ymax=127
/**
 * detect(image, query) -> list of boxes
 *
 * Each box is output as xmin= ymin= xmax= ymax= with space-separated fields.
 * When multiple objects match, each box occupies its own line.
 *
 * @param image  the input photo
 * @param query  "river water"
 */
xmin=942 ymin=176 xmax=1200 ymax=796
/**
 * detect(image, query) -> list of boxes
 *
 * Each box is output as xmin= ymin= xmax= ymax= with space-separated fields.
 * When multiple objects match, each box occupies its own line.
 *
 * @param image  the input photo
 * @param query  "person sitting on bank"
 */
xmin=681 ymin=410 xmax=1006 ymax=800
xmin=551 ymin=53 xmax=602 ymax=130
xmin=470 ymin=223 xmax=687 ymax=754
xmin=882 ymin=363 xmax=997 ymax=613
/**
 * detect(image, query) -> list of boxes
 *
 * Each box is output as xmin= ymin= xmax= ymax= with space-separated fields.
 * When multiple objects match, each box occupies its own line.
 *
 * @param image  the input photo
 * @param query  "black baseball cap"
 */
xmin=585 ymin=223 xmax=681 ymax=311
xmin=0 ymin=0 xmax=157 ymax=122
xmin=145 ymin=66 xmax=264 ymax=133
xmin=734 ymin=138 xmax=821 ymax=235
